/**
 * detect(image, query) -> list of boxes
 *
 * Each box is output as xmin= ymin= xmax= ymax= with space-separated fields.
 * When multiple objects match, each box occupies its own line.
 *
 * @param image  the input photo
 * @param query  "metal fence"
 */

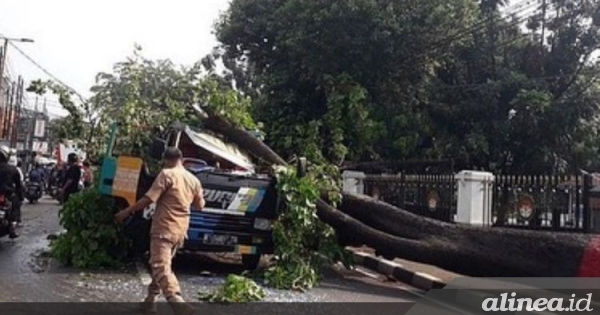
xmin=362 ymin=172 xmax=594 ymax=232
xmin=491 ymin=174 xmax=592 ymax=232
xmin=363 ymin=174 xmax=456 ymax=222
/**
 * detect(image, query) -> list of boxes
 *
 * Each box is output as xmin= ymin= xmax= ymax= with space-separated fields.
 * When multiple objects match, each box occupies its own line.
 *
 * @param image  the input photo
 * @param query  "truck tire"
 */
xmin=242 ymin=254 xmax=261 ymax=270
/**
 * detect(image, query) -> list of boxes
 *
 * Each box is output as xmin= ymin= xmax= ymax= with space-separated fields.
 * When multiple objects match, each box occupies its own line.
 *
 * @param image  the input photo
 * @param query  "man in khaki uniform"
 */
xmin=115 ymin=147 xmax=204 ymax=311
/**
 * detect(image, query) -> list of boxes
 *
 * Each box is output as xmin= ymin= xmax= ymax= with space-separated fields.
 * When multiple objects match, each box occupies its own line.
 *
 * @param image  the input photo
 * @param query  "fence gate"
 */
xmin=363 ymin=174 xmax=456 ymax=222
xmin=491 ymin=174 xmax=592 ymax=232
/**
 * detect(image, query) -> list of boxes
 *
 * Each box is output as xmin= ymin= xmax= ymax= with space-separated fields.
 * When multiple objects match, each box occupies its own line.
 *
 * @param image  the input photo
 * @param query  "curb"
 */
xmin=351 ymin=251 xmax=447 ymax=291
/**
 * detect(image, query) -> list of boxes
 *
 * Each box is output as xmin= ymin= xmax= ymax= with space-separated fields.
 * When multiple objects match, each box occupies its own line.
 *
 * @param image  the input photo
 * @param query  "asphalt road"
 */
xmin=0 ymin=196 xmax=422 ymax=302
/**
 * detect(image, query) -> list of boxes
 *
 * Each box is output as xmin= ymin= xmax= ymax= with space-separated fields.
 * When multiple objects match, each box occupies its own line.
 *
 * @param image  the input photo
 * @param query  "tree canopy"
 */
xmin=213 ymin=0 xmax=600 ymax=173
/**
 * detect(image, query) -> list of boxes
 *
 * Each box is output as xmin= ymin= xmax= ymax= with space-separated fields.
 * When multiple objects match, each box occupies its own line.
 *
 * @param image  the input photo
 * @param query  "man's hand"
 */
xmin=114 ymin=208 xmax=132 ymax=224
xmin=114 ymin=197 xmax=153 ymax=224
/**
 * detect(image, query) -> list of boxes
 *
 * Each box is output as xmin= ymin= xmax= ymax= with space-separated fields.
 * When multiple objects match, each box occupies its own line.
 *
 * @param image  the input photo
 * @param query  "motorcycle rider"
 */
xmin=0 ymin=146 xmax=24 ymax=238
xmin=60 ymin=153 xmax=82 ymax=203
xmin=29 ymin=163 xmax=46 ymax=187
xmin=27 ymin=163 xmax=46 ymax=201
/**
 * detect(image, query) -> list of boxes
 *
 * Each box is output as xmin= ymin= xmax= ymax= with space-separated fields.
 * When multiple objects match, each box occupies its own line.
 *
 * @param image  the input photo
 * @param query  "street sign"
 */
xmin=32 ymin=140 xmax=48 ymax=154
xmin=34 ymin=119 xmax=46 ymax=138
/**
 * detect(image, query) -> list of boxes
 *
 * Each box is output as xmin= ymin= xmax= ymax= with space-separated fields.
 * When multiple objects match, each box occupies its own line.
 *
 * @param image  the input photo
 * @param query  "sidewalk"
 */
xmin=349 ymin=246 xmax=464 ymax=286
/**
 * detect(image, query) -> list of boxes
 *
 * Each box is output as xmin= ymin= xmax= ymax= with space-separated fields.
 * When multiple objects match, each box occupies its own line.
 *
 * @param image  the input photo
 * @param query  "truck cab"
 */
xmin=100 ymin=122 xmax=278 ymax=269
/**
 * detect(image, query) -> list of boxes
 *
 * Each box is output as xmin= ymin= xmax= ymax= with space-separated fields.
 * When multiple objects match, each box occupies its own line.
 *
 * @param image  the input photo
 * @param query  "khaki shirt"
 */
xmin=145 ymin=166 xmax=203 ymax=238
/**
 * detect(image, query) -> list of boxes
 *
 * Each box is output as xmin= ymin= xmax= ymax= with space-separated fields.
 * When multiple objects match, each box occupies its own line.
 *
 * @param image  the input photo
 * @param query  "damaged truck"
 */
xmin=98 ymin=122 xmax=279 ymax=269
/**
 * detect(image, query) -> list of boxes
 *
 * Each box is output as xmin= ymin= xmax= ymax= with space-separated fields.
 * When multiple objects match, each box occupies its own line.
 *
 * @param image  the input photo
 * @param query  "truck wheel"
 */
xmin=242 ymin=254 xmax=261 ymax=270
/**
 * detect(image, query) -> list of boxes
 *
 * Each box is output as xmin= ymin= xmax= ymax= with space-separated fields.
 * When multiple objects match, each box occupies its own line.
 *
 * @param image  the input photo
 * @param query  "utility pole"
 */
xmin=11 ymin=76 xmax=23 ymax=148
xmin=1 ymin=86 xmax=7 ymax=139
xmin=0 ymin=39 xmax=8 ymax=101
xmin=0 ymin=37 xmax=34 ymax=97
xmin=2 ymin=85 xmax=7 ymax=138
xmin=3 ymin=83 xmax=13 ymax=140
xmin=8 ymin=83 xmax=16 ymax=143
xmin=0 ymin=36 xmax=33 ymax=144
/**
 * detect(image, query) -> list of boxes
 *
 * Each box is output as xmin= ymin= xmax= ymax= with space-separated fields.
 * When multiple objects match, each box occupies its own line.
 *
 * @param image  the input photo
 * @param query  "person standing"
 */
xmin=9 ymin=157 xmax=24 ymax=226
xmin=115 ymin=147 xmax=204 ymax=313
xmin=60 ymin=153 xmax=82 ymax=203
xmin=82 ymin=161 xmax=94 ymax=188
xmin=48 ymin=163 xmax=58 ymax=193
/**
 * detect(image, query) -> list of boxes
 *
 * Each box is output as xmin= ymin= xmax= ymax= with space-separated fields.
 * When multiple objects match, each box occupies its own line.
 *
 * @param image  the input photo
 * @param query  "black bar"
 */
xmin=550 ymin=175 xmax=560 ymax=230
xmin=576 ymin=174 xmax=581 ymax=230
xmin=583 ymin=174 xmax=592 ymax=233
xmin=400 ymin=172 xmax=406 ymax=210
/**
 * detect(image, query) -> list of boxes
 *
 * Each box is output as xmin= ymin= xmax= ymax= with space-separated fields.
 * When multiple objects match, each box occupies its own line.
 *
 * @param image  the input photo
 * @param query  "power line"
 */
xmin=430 ymin=68 xmax=599 ymax=91
xmin=430 ymin=0 xmax=540 ymax=50
xmin=22 ymin=97 xmax=66 ymax=109
xmin=403 ymin=1 xmax=543 ymax=70
xmin=7 ymin=41 xmax=87 ymax=103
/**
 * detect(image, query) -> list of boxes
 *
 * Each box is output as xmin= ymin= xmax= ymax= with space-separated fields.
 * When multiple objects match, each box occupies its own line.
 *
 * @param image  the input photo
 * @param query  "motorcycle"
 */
xmin=25 ymin=181 xmax=43 ymax=204
xmin=0 ymin=194 xmax=15 ymax=239
xmin=48 ymin=185 xmax=58 ymax=199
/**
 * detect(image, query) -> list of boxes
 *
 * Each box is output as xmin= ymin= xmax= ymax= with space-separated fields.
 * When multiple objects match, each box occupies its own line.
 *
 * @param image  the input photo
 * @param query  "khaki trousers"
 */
xmin=148 ymin=234 xmax=184 ymax=299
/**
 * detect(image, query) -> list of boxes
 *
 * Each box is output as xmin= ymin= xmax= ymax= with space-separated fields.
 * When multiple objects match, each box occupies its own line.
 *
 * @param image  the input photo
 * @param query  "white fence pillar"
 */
xmin=342 ymin=171 xmax=366 ymax=195
xmin=456 ymin=170 xmax=495 ymax=226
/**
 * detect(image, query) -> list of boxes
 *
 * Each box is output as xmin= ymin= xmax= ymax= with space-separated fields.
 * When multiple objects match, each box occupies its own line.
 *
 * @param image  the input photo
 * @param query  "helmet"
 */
xmin=8 ymin=155 xmax=17 ymax=167
xmin=0 ymin=145 xmax=10 ymax=162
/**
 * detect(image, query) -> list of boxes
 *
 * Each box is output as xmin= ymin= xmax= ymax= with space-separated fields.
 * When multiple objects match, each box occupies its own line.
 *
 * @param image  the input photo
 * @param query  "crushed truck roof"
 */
xmin=182 ymin=125 xmax=255 ymax=172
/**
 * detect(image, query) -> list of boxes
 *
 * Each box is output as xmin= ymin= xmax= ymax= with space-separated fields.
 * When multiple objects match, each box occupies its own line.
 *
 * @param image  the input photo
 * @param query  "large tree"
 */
xmin=215 ymin=0 xmax=479 ymax=164
xmin=215 ymin=0 xmax=600 ymax=173
xmin=426 ymin=0 xmax=600 ymax=173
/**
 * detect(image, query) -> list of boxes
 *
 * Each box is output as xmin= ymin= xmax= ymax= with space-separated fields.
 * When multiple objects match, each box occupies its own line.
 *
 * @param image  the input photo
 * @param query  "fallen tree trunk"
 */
xmin=202 ymin=111 xmax=287 ymax=166
xmin=338 ymin=193 xmax=600 ymax=277
xmin=201 ymin=112 xmax=600 ymax=278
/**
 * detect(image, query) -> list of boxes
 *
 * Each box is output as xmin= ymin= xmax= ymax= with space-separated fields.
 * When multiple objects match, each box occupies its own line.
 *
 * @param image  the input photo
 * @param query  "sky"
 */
xmin=0 ymin=0 xmax=232 ymax=117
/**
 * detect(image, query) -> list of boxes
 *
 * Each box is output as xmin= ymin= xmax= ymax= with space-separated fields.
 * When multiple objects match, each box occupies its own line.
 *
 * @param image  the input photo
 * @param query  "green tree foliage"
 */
xmin=426 ymin=0 xmax=600 ymax=173
xmin=199 ymin=275 xmax=266 ymax=302
xmin=27 ymin=79 xmax=87 ymax=141
xmin=215 ymin=0 xmax=600 ymax=173
xmin=51 ymin=189 xmax=132 ymax=269
xmin=264 ymin=166 xmax=349 ymax=290
xmin=215 ymin=0 xmax=479 ymax=163
xmin=88 ymin=46 xmax=259 ymax=158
